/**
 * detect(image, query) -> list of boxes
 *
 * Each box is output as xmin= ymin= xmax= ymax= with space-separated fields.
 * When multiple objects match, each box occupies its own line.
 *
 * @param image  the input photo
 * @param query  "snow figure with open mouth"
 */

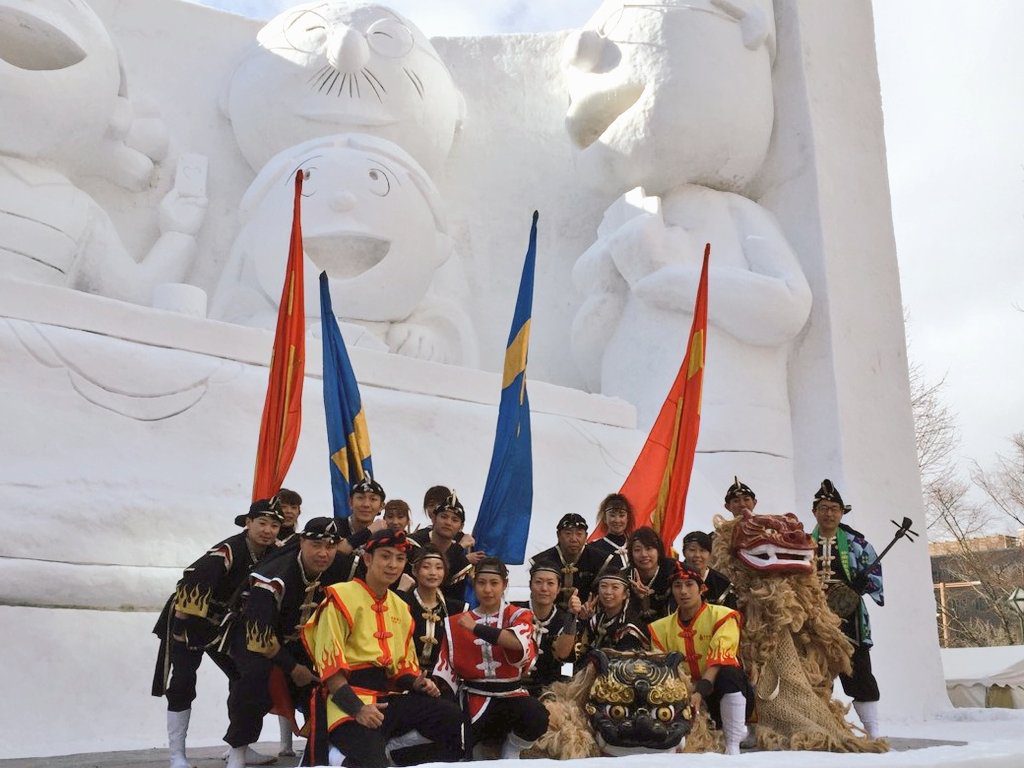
xmin=210 ymin=133 xmax=476 ymax=365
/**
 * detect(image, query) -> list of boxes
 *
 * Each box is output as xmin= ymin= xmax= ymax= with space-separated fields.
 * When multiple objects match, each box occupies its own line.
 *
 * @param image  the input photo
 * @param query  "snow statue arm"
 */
xmin=631 ymin=194 xmax=811 ymax=347
xmin=73 ymin=154 xmax=209 ymax=305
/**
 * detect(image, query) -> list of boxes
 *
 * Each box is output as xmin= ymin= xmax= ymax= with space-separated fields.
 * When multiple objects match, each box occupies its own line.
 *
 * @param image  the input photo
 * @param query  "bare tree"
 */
xmin=909 ymin=361 xmax=1024 ymax=647
xmin=972 ymin=433 xmax=1024 ymax=532
xmin=908 ymin=361 xmax=983 ymax=536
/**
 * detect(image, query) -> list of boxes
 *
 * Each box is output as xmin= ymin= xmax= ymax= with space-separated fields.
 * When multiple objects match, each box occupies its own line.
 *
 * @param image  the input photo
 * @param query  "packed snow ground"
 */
xmin=297 ymin=709 xmax=1024 ymax=768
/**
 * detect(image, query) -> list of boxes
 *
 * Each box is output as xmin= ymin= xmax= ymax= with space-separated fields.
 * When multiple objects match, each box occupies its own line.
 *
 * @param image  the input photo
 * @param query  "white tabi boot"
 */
xmin=225 ymin=745 xmax=248 ymax=768
xmin=221 ymin=746 xmax=276 ymax=765
xmin=278 ymin=715 xmax=295 ymax=756
xmin=167 ymin=709 xmax=191 ymax=768
xmin=720 ymin=692 xmax=749 ymax=756
xmin=853 ymin=700 xmax=881 ymax=739
xmin=500 ymin=731 xmax=536 ymax=760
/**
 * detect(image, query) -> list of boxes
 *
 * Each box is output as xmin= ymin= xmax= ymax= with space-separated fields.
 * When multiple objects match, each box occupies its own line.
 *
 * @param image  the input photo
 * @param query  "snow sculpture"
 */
xmin=210 ymin=133 xmax=476 ymax=365
xmin=563 ymin=0 xmax=812 ymax=507
xmin=0 ymin=0 xmax=207 ymax=306
xmin=223 ymin=1 xmax=464 ymax=177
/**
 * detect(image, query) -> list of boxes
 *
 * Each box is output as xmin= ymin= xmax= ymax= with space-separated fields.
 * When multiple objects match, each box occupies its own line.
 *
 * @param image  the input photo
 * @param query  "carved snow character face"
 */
xmin=585 ymin=650 xmax=692 ymax=755
xmin=226 ymin=2 xmax=463 ymax=176
xmin=730 ymin=511 xmax=815 ymax=573
xmin=562 ymin=0 xmax=776 ymax=195
xmin=0 ymin=0 xmax=122 ymax=161
xmin=237 ymin=133 xmax=449 ymax=323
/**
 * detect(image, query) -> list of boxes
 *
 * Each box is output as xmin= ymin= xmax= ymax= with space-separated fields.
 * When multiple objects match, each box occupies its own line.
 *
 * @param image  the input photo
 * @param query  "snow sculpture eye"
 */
xmin=365 ymin=18 xmax=414 ymax=58
xmin=283 ymin=10 xmax=329 ymax=53
xmin=367 ymin=166 xmax=391 ymax=197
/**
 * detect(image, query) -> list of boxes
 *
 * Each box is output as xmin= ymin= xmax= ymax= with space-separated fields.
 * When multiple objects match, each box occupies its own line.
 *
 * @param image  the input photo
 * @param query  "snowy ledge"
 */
xmin=0 ymin=279 xmax=637 ymax=429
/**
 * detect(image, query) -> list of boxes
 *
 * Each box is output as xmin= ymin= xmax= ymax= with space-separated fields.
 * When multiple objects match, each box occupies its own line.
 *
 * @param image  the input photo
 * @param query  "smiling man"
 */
xmin=301 ymin=529 xmax=465 ymax=767
xmin=327 ymin=476 xmax=388 ymax=582
xmin=530 ymin=513 xmax=605 ymax=608
xmin=648 ymin=562 xmax=751 ymax=755
xmin=408 ymin=491 xmax=476 ymax=603
xmin=151 ymin=499 xmax=283 ymax=768
xmin=223 ymin=517 xmax=341 ymax=768
xmin=811 ymin=479 xmax=885 ymax=739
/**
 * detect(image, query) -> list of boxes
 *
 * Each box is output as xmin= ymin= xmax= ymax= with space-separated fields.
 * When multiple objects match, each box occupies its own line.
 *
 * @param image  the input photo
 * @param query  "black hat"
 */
xmin=364 ymin=529 xmax=409 ymax=553
xmin=813 ymin=479 xmax=850 ymax=514
xmin=595 ymin=565 xmax=631 ymax=587
xmin=556 ymin=513 xmax=588 ymax=531
xmin=350 ymin=479 xmax=385 ymax=501
xmin=529 ymin=562 xmax=562 ymax=581
xmin=235 ymin=498 xmax=285 ymax=527
xmin=300 ymin=517 xmax=342 ymax=542
xmin=350 ymin=476 xmax=386 ymax=500
xmin=725 ymin=476 xmax=756 ymax=503
xmin=682 ymin=531 xmax=713 ymax=552
xmin=435 ymin=490 xmax=466 ymax=522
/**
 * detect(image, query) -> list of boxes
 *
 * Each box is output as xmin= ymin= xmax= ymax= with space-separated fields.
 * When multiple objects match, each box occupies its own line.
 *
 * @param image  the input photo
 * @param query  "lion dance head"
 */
xmin=713 ymin=512 xmax=888 ymax=753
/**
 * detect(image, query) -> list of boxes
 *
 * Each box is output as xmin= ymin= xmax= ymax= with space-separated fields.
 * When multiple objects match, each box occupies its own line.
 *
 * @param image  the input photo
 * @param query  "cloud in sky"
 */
xmin=193 ymin=0 xmax=1023 ymax=474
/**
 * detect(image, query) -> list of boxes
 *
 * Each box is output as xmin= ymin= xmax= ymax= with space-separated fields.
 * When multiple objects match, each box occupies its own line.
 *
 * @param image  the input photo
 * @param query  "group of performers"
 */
xmin=152 ymin=477 xmax=885 ymax=767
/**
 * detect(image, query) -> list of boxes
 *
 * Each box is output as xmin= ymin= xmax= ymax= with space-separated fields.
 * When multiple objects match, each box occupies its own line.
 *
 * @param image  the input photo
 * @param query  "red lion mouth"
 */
xmin=730 ymin=513 xmax=815 ymax=573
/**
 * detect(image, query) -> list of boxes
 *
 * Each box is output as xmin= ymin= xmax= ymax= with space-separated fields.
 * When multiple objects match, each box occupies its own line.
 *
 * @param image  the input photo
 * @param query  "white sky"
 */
xmin=193 ymin=0 xmax=1024 ymax=479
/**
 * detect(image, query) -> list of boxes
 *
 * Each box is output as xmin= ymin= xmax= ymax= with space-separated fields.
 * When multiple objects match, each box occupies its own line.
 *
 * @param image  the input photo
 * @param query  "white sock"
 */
xmin=853 ymin=700 xmax=880 ymax=739
xmin=501 ymin=731 xmax=536 ymax=760
xmin=225 ymin=745 xmax=247 ymax=768
xmin=720 ymin=692 xmax=749 ymax=755
xmin=166 ymin=710 xmax=190 ymax=768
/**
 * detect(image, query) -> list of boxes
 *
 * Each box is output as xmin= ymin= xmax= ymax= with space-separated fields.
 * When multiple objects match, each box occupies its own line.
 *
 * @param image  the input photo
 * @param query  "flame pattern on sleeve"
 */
xmin=174 ymin=584 xmax=212 ymax=618
xmin=246 ymin=621 xmax=281 ymax=658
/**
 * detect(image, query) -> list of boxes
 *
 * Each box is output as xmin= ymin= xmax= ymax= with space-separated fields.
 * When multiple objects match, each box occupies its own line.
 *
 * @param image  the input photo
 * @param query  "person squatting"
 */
xmin=152 ymin=476 xmax=885 ymax=766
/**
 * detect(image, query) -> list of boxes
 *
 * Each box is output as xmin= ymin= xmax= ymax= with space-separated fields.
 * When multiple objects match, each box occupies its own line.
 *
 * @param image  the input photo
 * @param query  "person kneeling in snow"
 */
xmin=433 ymin=557 xmax=550 ymax=759
xmin=648 ymin=562 xmax=753 ymax=755
xmin=300 ymin=529 xmax=465 ymax=767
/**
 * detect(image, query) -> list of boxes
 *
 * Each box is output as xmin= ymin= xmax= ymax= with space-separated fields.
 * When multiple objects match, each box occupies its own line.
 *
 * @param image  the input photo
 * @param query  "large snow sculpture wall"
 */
xmin=0 ymin=0 xmax=946 ymax=756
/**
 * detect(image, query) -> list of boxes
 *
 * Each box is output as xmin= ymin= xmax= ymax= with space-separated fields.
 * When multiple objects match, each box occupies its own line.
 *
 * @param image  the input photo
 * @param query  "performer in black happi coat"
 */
xmin=221 ymin=517 xmax=342 ymax=767
xmin=152 ymin=499 xmax=282 ymax=768
xmin=530 ymin=513 xmax=605 ymax=608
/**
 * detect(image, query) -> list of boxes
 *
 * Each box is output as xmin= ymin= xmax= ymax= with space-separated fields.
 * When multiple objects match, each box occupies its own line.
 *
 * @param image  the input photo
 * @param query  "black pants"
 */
xmin=471 ymin=695 xmax=549 ymax=749
xmin=224 ymin=635 xmax=313 ymax=747
xmin=329 ymin=693 xmax=465 ymax=768
xmin=838 ymin=643 xmax=880 ymax=702
xmin=706 ymin=666 xmax=754 ymax=728
xmin=165 ymin=640 xmax=235 ymax=712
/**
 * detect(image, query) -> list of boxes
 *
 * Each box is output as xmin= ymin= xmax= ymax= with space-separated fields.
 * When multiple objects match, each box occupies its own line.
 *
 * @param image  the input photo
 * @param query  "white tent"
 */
xmin=943 ymin=646 xmax=1024 ymax=708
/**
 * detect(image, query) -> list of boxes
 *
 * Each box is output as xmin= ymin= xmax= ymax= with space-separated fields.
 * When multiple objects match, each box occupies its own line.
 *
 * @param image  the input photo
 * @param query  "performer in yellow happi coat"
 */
xmin=301 ymin=529 xmax=465 ymax=767
xmin=648 ymin=562 xmax=753 ymax=755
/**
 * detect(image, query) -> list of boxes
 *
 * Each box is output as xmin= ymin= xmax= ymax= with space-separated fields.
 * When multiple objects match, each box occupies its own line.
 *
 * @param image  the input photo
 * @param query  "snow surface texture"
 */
xmin=0 ymin=0 xmax=951 ymax=757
